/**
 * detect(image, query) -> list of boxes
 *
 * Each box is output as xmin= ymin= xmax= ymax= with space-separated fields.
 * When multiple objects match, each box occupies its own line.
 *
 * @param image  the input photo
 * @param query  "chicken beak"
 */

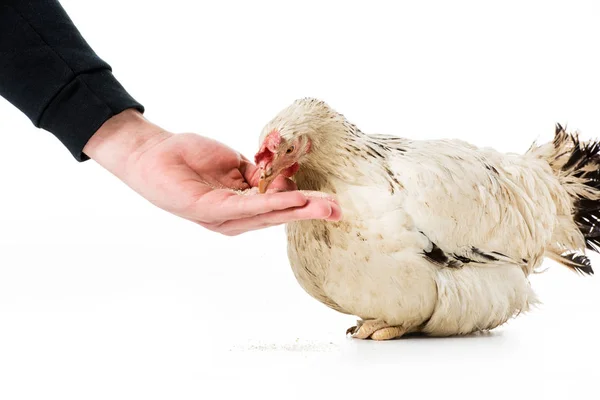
xmin=258 ymin=168 xmax=277 ymax=194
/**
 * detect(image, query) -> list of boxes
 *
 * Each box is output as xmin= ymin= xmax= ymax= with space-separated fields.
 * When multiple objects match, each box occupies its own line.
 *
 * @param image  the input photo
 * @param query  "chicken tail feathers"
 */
xmin=533 ymin=124 xmax=600 ymax=275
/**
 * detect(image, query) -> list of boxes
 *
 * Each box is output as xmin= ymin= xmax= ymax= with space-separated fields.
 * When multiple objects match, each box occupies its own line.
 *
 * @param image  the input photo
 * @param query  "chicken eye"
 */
xmin=286 ymin=146 xmax=295 ymax=154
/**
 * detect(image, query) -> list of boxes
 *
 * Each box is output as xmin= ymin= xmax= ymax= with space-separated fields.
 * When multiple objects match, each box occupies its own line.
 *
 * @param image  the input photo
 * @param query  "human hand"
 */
xmin=82 ymin=110 xmax=341 ymax=235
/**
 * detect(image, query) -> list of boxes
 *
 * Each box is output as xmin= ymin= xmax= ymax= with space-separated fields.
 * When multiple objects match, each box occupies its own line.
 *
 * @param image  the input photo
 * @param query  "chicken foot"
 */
xmin=346 ymin=319 xmax=406 ymax=340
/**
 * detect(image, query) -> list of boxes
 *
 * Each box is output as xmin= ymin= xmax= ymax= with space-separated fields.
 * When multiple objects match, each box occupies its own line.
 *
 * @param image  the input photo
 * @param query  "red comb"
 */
xmin=254 ymin=130 xmax=281 ymax=166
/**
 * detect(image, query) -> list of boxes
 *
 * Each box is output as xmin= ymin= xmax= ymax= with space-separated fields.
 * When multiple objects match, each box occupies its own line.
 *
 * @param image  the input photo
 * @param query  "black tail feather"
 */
xmin=561 ymin=253 xmax=594 ymax=275
xmin=555 ymin=123 xmax=600 ymax=275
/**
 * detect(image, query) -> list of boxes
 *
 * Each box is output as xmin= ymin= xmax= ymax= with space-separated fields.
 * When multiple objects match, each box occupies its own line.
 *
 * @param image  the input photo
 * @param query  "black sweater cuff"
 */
xmin=0 ymin=0 xmax=144 ymax=162
xmin=39 ymin=69 xmax=144 ymax=161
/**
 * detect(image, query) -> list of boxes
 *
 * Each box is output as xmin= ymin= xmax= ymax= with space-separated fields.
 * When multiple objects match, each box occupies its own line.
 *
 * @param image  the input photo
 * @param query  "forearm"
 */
xmin=0 ymin=0 xmax=143 ymax=161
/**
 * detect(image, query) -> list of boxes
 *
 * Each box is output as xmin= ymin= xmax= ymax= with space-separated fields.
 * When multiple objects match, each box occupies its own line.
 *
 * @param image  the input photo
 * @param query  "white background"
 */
xmin=1 ymin=0 xmax=599 ymax=398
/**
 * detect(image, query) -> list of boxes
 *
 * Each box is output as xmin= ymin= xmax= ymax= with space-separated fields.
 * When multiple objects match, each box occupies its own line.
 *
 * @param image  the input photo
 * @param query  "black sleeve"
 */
xmin=0 ymin=0 xmax=144 ymax=161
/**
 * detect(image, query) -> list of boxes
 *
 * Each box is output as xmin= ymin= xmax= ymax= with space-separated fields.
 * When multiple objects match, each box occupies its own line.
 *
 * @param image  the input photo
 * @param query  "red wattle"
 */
xmin=282 ymin=162 xmax=300 ymax=178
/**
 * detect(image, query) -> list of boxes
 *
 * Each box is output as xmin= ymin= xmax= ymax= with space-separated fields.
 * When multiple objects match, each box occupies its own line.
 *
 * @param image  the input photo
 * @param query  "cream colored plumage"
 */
xmin=255 ymin=98 xmax=598 ymax=340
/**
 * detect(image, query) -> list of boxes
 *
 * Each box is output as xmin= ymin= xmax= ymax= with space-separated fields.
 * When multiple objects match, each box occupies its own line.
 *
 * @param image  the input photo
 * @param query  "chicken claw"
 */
xmin=346 ymin=319 xmax=388 ymax=339
xmin=346 ymin=326 xmax=358 ymax=335
xmin=347 ymin=319 xmax=406 ymax=340
xmin=370 ymin=326 xmax=406 ymax=341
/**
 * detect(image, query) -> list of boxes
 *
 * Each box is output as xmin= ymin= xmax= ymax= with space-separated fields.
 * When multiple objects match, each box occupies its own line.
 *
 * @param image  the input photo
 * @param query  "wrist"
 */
xmin=83 ymin=109 xmax=171 ymax=175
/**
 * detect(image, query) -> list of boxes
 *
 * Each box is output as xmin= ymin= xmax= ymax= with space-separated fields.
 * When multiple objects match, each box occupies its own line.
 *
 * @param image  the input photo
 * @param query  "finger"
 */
xmin=195 ymin=189 xmax=309 ymax=222
xmin=239 ymin=159 xmax=260 ymax=185
xmin=217 ymin=197 xmax=335 ymax=234
xmin=223 ymin=168 xmax=252 ymax=191
xmin=327 ymin=201 xmax=342 ymax=221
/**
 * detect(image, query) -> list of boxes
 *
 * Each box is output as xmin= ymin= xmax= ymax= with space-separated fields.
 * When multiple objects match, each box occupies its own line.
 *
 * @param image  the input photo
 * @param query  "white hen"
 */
xmin=254 ymin=98 xmax=598 ymax=340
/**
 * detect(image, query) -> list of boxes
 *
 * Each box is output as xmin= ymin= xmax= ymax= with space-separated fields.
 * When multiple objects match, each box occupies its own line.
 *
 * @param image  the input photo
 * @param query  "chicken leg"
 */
xmin=346 ymin=319 xmax=406 ymax=340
